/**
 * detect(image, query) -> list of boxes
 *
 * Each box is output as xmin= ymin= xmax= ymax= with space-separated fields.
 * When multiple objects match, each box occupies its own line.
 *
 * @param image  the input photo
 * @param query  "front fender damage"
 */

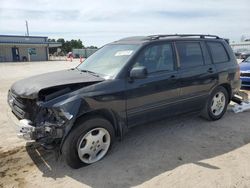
xmin=32 ymin=96 xmax=83 ymax=147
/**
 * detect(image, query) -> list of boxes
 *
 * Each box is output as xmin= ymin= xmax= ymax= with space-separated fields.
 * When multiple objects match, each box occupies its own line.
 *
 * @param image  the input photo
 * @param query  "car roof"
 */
xmin=111 ymin=34 xmax=226 ymax=45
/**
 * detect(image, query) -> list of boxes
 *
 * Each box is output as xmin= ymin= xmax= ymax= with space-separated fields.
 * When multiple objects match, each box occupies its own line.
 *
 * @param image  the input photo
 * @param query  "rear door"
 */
xmin=175 ymin=40 xmax=217 ymax=112
xmin=206 ymin=41 xmax=236 ymax=84
xmin=126 ymin=42 xmax=180 ymax=127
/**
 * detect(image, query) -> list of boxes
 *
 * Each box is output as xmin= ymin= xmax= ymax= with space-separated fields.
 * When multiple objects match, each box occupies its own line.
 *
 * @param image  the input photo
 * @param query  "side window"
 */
xmin=207 ymin=42 xmax=229 ymax=63
xmin=176 ymin=42 xmax=204 ymax=69
xmin=133 ymin=43 xmax=174 ymax=73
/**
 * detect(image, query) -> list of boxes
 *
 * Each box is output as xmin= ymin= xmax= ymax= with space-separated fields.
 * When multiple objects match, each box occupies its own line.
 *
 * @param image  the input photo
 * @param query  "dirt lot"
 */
xmin=0 ymin=61 xmax=250 ymax=188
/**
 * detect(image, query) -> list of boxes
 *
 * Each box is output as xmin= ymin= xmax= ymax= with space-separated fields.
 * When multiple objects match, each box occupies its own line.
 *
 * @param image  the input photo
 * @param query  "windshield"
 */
xmin=77 ymin=44 xmax=141 ymax=78
xmin=243 ymin=57 xmax=250 ymax=63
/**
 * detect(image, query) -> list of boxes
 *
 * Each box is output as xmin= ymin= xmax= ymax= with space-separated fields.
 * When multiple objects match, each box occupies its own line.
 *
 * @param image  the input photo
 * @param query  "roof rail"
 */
xmin=148 ymin=34 xmax=221 ymax=40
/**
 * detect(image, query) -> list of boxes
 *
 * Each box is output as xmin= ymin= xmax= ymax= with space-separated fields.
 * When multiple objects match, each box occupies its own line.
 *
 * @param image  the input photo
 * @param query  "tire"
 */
xmin=201 ymin=86 xmax=229 ymax=121
xmin=62 ymin=117 xmax=115 ymax=169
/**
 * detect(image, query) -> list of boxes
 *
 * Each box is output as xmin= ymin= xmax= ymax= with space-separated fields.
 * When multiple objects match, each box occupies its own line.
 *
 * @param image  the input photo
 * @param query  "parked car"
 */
xmin=8 ymin=34 xmax=241 ymax=168
xmin=240 ymin=56 xmax=250 ymax=87
xmin=233 ymin=49 xmax=250 ymax=60
xmin=240 ymin=52 xmax=250 ymax=60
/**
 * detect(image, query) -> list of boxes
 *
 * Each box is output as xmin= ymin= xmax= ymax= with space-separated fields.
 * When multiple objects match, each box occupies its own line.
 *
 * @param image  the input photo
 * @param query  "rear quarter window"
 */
xmin=207 ymin=42 xmax=229 ymax=63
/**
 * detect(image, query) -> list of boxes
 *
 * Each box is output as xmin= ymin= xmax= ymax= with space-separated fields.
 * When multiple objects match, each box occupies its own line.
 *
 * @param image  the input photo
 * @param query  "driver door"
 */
xmin=125 ymin=42 xmax=181 ymax=127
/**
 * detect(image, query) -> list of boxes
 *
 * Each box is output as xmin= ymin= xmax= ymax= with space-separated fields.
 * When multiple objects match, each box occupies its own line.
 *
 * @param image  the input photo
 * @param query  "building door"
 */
xmin=12 ymin=47 xmax=20 ymax=61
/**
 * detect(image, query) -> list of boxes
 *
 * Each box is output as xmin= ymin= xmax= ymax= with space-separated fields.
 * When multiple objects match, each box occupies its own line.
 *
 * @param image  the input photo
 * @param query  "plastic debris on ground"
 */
xmin=232 ymin=91 xmax=250 ymax=113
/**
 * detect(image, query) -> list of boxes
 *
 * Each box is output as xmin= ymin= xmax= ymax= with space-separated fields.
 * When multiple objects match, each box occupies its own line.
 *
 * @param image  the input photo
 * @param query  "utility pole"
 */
xmin=25 ymin=20 xmax=29 ymax=36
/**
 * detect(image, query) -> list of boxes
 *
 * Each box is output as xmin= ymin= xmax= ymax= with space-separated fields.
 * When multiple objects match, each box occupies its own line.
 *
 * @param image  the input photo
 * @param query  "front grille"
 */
xmin=240 ymin=72 xmax=250 ymax=77
xmin=8 ymin=91 xmax=32 ymax=119
xmin=242 ymin=81 xmax=250 ymax=85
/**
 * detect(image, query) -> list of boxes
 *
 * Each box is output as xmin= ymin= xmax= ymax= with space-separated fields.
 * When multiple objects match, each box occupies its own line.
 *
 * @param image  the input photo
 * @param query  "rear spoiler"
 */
xmin=224 ymin=38 xmax=229 ymax=44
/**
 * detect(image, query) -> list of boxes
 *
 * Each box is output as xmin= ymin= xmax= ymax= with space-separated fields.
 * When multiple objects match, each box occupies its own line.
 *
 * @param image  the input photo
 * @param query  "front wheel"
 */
xmin=62 ymin=117 xmax=115 ymax=168
xmin=201 ymin=86 xmax=229 ymax=121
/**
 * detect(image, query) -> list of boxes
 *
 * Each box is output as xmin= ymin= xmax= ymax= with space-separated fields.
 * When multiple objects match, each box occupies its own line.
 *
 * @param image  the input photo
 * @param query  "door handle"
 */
xmin=207 ymin=68 xmax=214 ymax=73
xmin=170 ymin=75 xmax=176 ymax=79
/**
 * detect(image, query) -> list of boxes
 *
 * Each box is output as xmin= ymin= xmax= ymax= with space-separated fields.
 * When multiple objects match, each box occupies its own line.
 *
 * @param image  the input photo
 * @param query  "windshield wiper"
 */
xmin=80 ymin=69 xmax=100 ymax=77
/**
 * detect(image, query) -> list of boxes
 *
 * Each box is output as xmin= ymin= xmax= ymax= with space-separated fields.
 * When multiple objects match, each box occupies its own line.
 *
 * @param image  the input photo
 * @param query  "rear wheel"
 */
xmin=62 ymin=117 xmax=115 ymax=169
xmin=201 ymin=86 xmax=229 ymax=121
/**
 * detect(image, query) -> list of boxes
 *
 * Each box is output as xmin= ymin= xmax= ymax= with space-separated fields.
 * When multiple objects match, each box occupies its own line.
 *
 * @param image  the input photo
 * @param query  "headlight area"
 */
xmin=32 ymin=107 xmax=73 ymax=143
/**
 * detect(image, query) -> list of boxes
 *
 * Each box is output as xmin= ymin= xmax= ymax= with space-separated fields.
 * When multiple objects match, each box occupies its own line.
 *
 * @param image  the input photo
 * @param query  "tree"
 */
xmin=70 ymin=39 xmax=84 ymax=49
xmin=57 ymin=38 xmax=65 ymax=44
xmin=86 ymin=45 xmax=98 ymax=49
xmin=57 ymin=38 xmax=84 ymax=53
xmin=48 ymin=38 xmax=95 ymax=54
xmin=48 ymin=38 xmax=56 ymax=42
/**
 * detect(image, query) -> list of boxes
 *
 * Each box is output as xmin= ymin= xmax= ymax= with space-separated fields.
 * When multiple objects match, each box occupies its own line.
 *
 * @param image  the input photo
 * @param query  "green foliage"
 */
xmin=48 ymin=38 xmax=56 ymax=42
xmin=48 ymin=38 xmax=98 ymax=54
xmin=57 ymin=38 xmax=65 ymax=44
xmin=87 ymin=45 xmax=98 ymax=49
xmin=59 ymin=38 xmax=83 ymax=53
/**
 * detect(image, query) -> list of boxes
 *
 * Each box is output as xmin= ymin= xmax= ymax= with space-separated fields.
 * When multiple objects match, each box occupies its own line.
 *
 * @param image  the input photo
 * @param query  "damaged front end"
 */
xmin=8 ymin=83 xmax=90 ymax=146
xmin=21 ymin=107 xmax=71 ymax=142
xmin=8 ymin=68 xmax=105 ymax=148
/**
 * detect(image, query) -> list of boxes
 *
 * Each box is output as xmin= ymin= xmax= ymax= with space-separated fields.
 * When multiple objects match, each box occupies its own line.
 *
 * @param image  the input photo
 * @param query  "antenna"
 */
xmin=25 ymin=20 xmax=29 ymax=36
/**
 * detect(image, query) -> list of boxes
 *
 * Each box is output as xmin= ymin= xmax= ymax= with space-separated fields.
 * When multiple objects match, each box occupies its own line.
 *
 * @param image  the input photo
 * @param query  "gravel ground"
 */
xmin=0 ymin=61 xmax=250 ymax=188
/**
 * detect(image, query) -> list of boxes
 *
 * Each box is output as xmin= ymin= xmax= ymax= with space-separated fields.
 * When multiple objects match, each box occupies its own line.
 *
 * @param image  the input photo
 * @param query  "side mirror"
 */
xmin=130 ymin=66 xmax=147 ymax=79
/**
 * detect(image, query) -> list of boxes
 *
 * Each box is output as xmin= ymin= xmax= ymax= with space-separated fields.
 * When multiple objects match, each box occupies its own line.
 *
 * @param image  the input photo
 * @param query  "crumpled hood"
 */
xmin=11 ymin=69 xmax=104 ymax=99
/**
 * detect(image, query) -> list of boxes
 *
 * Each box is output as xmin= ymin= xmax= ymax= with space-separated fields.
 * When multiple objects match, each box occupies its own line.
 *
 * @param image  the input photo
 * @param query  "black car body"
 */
xmin=8 ymin=34 xmax=241 ymax=168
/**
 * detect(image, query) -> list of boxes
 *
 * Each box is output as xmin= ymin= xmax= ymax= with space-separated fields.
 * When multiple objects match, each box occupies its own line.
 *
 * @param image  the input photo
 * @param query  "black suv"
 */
xmin=8 ymin=34 xmax=241 ymax=168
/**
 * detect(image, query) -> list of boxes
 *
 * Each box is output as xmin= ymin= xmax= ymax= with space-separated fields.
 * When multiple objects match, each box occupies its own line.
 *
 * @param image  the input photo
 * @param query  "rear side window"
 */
xmin=207 ymin=42 xmax=229 ymax=63
xmin=176 ymin=42 xmax=204 ymax=69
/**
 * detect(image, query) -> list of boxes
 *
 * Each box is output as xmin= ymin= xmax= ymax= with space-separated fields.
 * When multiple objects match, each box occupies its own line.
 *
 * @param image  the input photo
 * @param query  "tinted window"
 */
xmin=133 ymin=43 xmax=174 ymax=73
xmin=176 ymin=42 xmax=204 ymax=68
xmin=207 ymin=42 xmax=229 ymax=63
xmin=244 ymin=56 xmax=250 ymax=63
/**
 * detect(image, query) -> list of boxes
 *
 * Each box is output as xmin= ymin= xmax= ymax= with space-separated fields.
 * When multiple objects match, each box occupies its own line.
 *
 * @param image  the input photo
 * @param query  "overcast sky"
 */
xmin=0 ymin=0 xmax=249 ymax=46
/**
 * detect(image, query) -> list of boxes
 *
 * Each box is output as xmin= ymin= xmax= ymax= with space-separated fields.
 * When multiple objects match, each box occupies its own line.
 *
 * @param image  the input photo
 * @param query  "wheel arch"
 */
xmin=73 ymin=108 xmax=124 ymax=139
xmin=60 ymin=108 xmax=123 ymax=151
xmin=201 ymin=84 xmax=230 ymax=121
xmin=218 ymin=83 xmax=232 ymax=101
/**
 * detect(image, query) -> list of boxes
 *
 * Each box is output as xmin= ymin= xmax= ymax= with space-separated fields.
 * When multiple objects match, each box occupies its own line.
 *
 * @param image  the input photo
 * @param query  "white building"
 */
xmin=0 ymin=35 xmax=61 ymax=62
xmin=230 ymin=41 xmax=250 ymax=52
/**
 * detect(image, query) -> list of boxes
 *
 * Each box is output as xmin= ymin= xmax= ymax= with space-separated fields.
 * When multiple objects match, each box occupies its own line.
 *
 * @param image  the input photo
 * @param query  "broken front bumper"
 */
xmin=8 ymin=109 xmax=67 ymax=142
xmin=17 ymin=119 xmax=35 ymax=140
xmin=8 ymin=111 xmax=35 ymax=140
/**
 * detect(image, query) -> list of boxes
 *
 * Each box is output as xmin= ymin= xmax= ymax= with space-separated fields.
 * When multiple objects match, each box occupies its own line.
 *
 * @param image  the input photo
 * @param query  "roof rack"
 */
xmin=148 ymin=34 xmax=221 ymax=40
